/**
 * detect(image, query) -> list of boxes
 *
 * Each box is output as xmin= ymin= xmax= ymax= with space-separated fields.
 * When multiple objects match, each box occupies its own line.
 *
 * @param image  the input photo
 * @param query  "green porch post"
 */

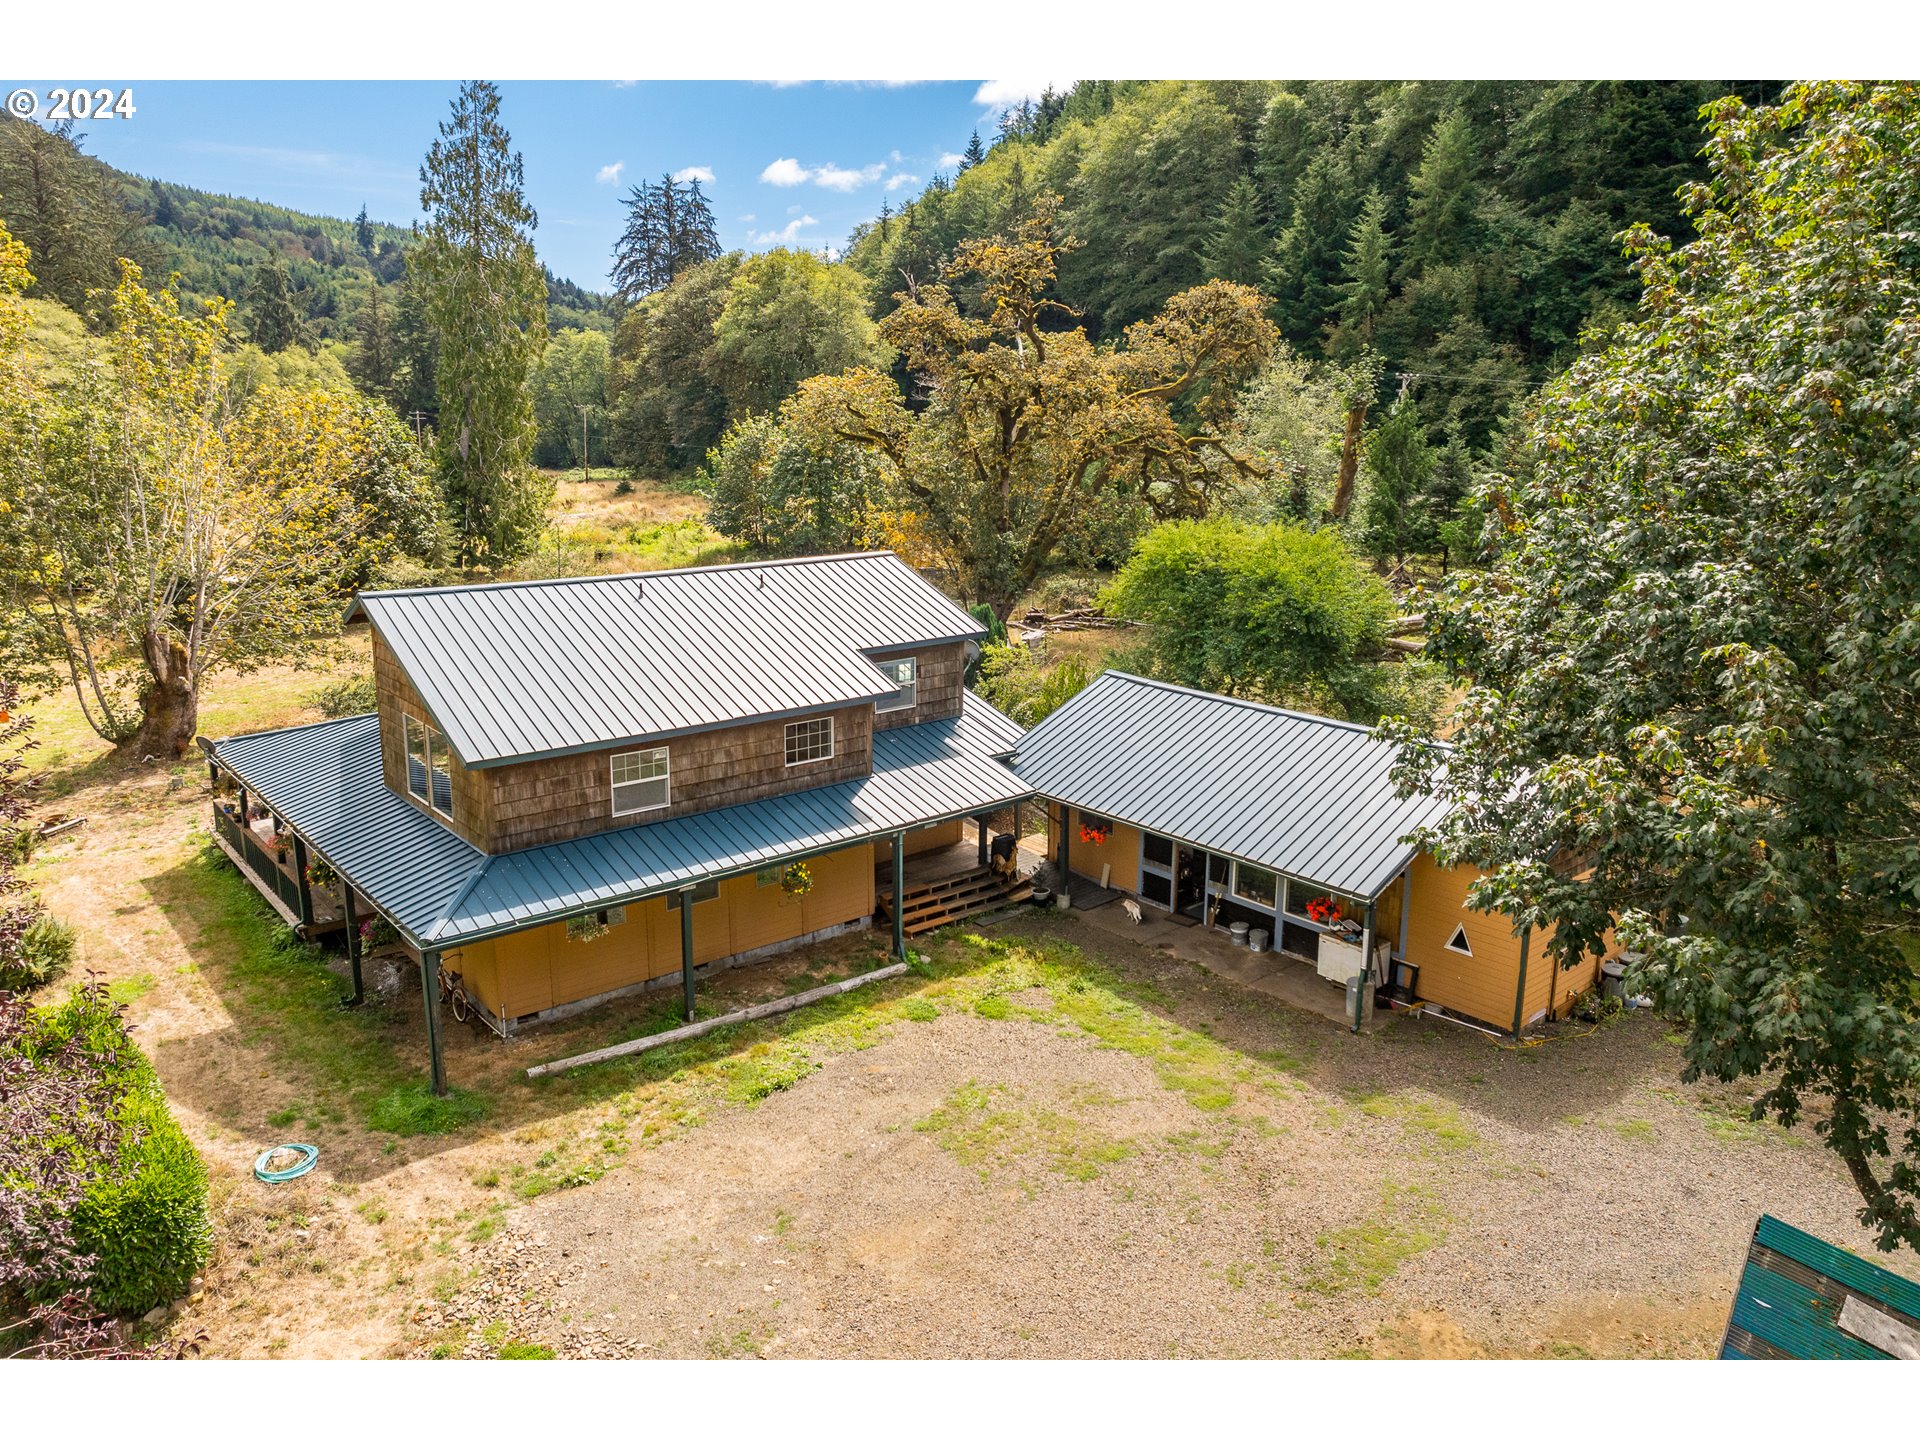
xmin=680 ymin=889 xmax=696 ymax=1021
xmin=1354 ymin=901 xmax=1377 ymax=1035
xmin=977 ymin=812 xmax=990 ymax=867
xmin=892 ymin=831 xmax=906 ymax=958
xmin=420 ymin=949 xmax=446 ymax=1096
xmin=291 ymin=834 xmax=315 ymax=928
xmin=341 ymin=885 xmax=364 ymax=1008
xmin=1059 ymin=807 xmax=1071 ymax=896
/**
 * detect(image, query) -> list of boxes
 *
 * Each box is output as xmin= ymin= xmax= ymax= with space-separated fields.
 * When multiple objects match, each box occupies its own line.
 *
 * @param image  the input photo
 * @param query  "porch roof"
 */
xmin=1009 ymin=671 xmax=1452 ymax=901
xmin=203 ymin=693 xmax=1031 ymax=949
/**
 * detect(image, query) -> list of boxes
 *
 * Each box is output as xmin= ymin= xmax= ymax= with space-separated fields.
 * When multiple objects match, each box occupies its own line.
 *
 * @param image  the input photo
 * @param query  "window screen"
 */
xmin=1142 ymin=832 xmax=1173 ymax=867
xmin=1232 ymin=863 xmax=1279 ymax=909
xmin=666 ymin=878 xmax=722 ymax=909
xmin=611 ymin=747 xmax=670 ymax=815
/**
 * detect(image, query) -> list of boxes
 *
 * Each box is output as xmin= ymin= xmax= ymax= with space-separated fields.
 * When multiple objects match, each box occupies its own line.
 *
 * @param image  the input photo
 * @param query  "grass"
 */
xmin=497 ymin=1342 xmax=557 ymax=1359
xmin=1353 ymin=1092 xmax=1481 ymax=1152
xmin=914 ymin=1079 xmax=1139 ymax=1184
xmin=369 ymin=1083 xmax=491 ymax=1136
xmin=107 ymin=971 xmax=157 ymax=1004
xmin=1306 ymin=1182 xmax=1449 ymax=1295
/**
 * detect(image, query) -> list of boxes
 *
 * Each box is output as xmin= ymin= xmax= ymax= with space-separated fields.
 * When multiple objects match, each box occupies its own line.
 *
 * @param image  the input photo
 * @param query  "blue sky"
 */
xmin=11 ymin=80 xmax=1070 ymax=289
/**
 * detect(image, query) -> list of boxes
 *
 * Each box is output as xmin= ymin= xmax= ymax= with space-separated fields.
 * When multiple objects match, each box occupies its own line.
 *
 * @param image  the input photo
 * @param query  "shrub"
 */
xmin=308 ymin=675 xmax=378 ymax=718
xmin=1 ymin=982 xmax=210 ymax=1342
xmin=0 ymin=915 xmax=76 ymax=992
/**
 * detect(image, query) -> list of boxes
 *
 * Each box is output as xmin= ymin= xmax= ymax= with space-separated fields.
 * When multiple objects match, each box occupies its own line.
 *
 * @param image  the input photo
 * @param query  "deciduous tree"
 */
xmin=1386 ymin=83 xmax=1920 ymax=1251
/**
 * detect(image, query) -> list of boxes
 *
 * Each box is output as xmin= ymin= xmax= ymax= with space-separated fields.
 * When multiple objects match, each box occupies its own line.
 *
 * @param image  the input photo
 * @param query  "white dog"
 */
xmin=1122 ymin=898 xmax=1144 ymax=925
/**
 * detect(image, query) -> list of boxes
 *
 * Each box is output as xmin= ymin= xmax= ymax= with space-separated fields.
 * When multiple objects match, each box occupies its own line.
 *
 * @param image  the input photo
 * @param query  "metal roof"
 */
xmin=1722 ymin=1214 xmax=1920 ymax=1359
xmin=1010 ymin=671 xmax=1452 ymax=900
xmin=206 ymin=697 xmax=1031 ymax=949
xmin=344 ymin=552 xmax=986 ymax=768
xmin=203 ymin=714 xmax=483 ymax=934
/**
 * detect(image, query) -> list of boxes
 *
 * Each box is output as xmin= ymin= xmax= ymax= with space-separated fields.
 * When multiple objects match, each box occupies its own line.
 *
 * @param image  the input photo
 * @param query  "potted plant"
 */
xmin=779 ymin=862 xmax=814 ymax=898
xmin=1304 ymin=895 xmax=1345 ymax=927
xmin=1077 ymin=818 xmax=1111 ymax=845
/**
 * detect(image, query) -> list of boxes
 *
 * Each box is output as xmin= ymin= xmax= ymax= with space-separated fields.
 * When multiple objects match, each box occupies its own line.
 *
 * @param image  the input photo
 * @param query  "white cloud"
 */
xmin=885 ymin=173 xmax=920 ymax=192
xmin=595 ymin=161 xmax=624 ymax=185
xmin=812 ymin=161 xmax=887 ymax=192
xmin=761 ymin=156 xmax=888 ymax=192
xmin=672 ymin=165 xmax=715 ymax=185
xmin=753 ymin=215 xmax=818 ymax=246
xmin=937 ymin=152 xmax=966 ymax=171
xmin=973 ymin=79 xmax=1075 ymax=111
xmin=611 ymin=80 xmax=638 ymax=89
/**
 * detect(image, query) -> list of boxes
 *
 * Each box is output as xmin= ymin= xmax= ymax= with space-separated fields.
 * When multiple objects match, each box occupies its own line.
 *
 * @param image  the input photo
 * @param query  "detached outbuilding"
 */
xmin=1011 ymin=671 xmax=1603 ymax=1036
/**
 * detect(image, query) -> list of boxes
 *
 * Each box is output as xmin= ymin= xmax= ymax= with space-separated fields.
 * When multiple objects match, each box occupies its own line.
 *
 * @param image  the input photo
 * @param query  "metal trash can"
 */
xmin=1248 ymin=927 xmax=1269 ymax=954
xmin=1229 ymin=921 xmax=1250 ymax=946
xmin=1601 ymin=959 xmax=1628 ymax=1001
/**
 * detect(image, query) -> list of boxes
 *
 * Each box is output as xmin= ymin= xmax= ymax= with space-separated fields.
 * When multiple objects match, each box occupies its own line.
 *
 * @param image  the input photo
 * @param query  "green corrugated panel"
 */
xmin=1722 ymin=1215 xmax=1920 ymax=1359
xmin=1755 ymin=1214 xmax=1920 ymax=1320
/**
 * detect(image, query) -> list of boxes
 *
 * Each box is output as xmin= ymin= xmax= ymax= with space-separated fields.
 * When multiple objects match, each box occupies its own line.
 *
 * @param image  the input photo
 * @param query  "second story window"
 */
xmin=610 ymin=746 xmax=670 ymax=815
xmin=403 ymin=713 xmax=454 ymax=819
xmin=875 ymin=656 xmax=918 ymax=713
xmin=785 ymin=716 xmax=835 ymax=767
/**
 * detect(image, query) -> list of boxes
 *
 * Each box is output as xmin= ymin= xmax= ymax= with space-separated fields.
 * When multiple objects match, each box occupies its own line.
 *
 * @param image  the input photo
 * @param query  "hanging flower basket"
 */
xmin=1078 ymin=818 xmax=1111 ymax=845
xmin=359 ymin=916 xmax=399 ymax=952
xmin=307 ymin=855 xmax=340 ymax=891
xmin=779 ymin=862 xmax=814 ymax=898
xmin=566 ymin=912 xmax=612 ymax=944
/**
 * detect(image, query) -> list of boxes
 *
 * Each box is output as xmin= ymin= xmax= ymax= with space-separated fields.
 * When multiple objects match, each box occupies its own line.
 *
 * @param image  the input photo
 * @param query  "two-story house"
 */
xmin=200 ymin=552 xmax=1033 ymax=1090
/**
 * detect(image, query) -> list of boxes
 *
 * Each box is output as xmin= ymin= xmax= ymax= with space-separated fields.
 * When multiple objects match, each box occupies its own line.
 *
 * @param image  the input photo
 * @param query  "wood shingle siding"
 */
xmin=482 ymin=703 xmax=874 ymax=852
xmin=872 ymin=642 xmax=969 ymax=732
xmin=374 ymin=629 xmax=492 ymax=849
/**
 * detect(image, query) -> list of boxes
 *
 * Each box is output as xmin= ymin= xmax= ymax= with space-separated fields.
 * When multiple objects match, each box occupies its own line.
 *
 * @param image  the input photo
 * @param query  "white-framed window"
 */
xmin=1444 ymin=924 xmax=1474 ymax=957
xmin=875 ymin=656 xmax=918 ymax=713
xmin=784 ymin=716 xmax=835 ymax=767
xmin=1232 ymin=862 xmax=1279 ymax=910
xmin=610 ymin=746 xmax=671 ymax=816
xmin=403 ymin=713 xmax=454 ymax=820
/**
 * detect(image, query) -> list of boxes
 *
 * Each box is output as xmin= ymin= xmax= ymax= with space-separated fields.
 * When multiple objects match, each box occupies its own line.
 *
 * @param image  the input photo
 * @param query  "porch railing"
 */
xmin=214 ymin=805 xmax=304 ymax=917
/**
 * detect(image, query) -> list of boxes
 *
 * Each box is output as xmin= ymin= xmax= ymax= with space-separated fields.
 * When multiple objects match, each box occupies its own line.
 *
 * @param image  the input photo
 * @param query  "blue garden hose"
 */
xmin=254 ymin=1143 xmax=319 ymax=1183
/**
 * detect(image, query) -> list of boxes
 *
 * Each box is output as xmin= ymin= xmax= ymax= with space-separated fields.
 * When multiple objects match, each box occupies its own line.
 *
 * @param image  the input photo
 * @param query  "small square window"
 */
xmin=755 ymin=866 xmax=781 ymax=887
xmin=611 ymin=746 xmax=670 ymax=815
xmin=784 ymin=716 xmax=835 ymax=767
xmin=666 ymin=878 xmax=721 ymax=909
xmin=875 ymin=656 xmax=918 ymax=713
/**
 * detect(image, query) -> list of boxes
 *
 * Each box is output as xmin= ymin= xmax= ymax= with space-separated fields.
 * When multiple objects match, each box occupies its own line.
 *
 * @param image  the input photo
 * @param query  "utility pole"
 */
xmin=578 ymin=403 xmax=591 ymax=483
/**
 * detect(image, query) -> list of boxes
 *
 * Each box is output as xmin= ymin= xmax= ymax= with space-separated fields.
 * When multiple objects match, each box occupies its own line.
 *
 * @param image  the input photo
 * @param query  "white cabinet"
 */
xmin=1316 ymin=932 xmax=1366 ymax=983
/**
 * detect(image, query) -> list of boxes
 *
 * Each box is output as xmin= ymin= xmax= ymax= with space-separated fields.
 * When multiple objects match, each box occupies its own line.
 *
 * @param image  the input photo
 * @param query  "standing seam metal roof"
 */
xmin=344 ymin=552 xmax=986 ymax=767
xmin=205 ymin=692 xmax=1031 ymax=948
xmin=1009 ymin=671 xmax=1452 ymax=900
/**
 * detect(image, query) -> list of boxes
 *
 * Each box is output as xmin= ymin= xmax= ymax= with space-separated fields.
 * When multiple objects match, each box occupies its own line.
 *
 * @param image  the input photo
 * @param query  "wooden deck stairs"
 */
xmin=878 ymin=866 xmax=1034 ymax=936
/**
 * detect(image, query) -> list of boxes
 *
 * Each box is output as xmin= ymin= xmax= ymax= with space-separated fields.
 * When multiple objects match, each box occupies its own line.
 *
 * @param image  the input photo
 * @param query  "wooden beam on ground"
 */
xmin=525 ymin=963 xmax=911 ymax=1079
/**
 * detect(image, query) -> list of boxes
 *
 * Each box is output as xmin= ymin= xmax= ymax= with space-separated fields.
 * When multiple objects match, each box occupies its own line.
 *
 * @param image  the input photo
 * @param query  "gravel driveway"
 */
xmin=415 ymin=913 xmax=1915 ymax=1359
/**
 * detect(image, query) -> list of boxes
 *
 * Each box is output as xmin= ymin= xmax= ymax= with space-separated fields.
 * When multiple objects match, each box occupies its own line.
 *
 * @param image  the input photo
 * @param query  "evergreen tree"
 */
xmin=960 ymin=130 xmax=986 ymax=171
xmin=1404 ymin=110 xmax=1482 ymax=272
xmin=391 ymin=271 xmax=438 ymax=422
xmin=0 ymin=118 xmax=145 ymax=320
xmin=349 ymin=282 xmax=398 ymax=402
xmin=353 ymin=204 xmax=374 ymax=254
xmin=411 ymin=80 xmax=550 ymax=566
xmin=244 ymin=257 xmax=307 ymax=353
xmin=1199 ymin=174 xmax=1266 ymax=286
xmin=1263 ymin=149 xmax=1357 ymax=342
xmin=1335 ymin=189 xmax=1393 ymax=342
xmin=612 ymin=174 xmax=721 ymax=302
xmin=1360 ymin=398 xmax=1436 ymax=567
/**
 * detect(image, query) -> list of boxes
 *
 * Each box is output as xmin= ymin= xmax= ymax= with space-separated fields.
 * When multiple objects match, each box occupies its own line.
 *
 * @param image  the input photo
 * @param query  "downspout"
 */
xmin=1509 ymin=929 xmax=1532 ymax=1040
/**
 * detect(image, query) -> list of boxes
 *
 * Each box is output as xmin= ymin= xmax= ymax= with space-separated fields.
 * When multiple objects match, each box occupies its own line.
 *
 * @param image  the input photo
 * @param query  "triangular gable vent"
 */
xmin=1445 ymin=925 xmax=1473 ymax=956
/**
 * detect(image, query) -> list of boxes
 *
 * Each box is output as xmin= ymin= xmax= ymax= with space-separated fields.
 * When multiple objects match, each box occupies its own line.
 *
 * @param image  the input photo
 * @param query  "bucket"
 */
xmin=1229 ymin=921 xmax=1250 ymax=946
xmin=1248 ymin=927 xmax=1270 ymax=954
xmin=1055 ymin=890 xmax=1071 ymax=912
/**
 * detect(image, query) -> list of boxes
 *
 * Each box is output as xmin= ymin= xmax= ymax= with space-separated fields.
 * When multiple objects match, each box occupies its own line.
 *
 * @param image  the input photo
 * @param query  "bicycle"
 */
xmin=437 ymin=963 xmax=473 ymax=1025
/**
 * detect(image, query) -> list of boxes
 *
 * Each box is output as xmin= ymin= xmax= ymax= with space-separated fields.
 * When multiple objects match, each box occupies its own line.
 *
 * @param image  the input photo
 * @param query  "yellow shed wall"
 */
xmin=444 ymin=844 xmax=878 ymax=1024
xmin=1402 ymin=852 xmax=1552 ymax=1031
xmin=1051 ymin=804 xmax=1142 ymax=893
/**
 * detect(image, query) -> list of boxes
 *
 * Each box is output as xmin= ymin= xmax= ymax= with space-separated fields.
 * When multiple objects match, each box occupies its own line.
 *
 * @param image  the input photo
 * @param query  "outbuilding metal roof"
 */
xmin=205 ymin=693 xmax=1031 ymax=948
xmin=1722 ymin=1214 xmax=1920 ymax=1359
xmin=1010 ymin=671 xmax=1452 ymax=900
xmin=344 ymin=552 xmax=985 ymax=768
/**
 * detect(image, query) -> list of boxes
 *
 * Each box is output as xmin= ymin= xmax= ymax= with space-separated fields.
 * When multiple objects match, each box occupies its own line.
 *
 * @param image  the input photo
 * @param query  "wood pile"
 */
xmin=1019 ymin=608 xmax=1136 ymax=632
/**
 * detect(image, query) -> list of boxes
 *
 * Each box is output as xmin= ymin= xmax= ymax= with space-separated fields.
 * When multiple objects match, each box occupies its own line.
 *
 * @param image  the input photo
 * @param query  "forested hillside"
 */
xmin=0 ymin=114 xmax=610 ymax=348
xmin=844 ymin=80 xmax=1774 ymax=446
